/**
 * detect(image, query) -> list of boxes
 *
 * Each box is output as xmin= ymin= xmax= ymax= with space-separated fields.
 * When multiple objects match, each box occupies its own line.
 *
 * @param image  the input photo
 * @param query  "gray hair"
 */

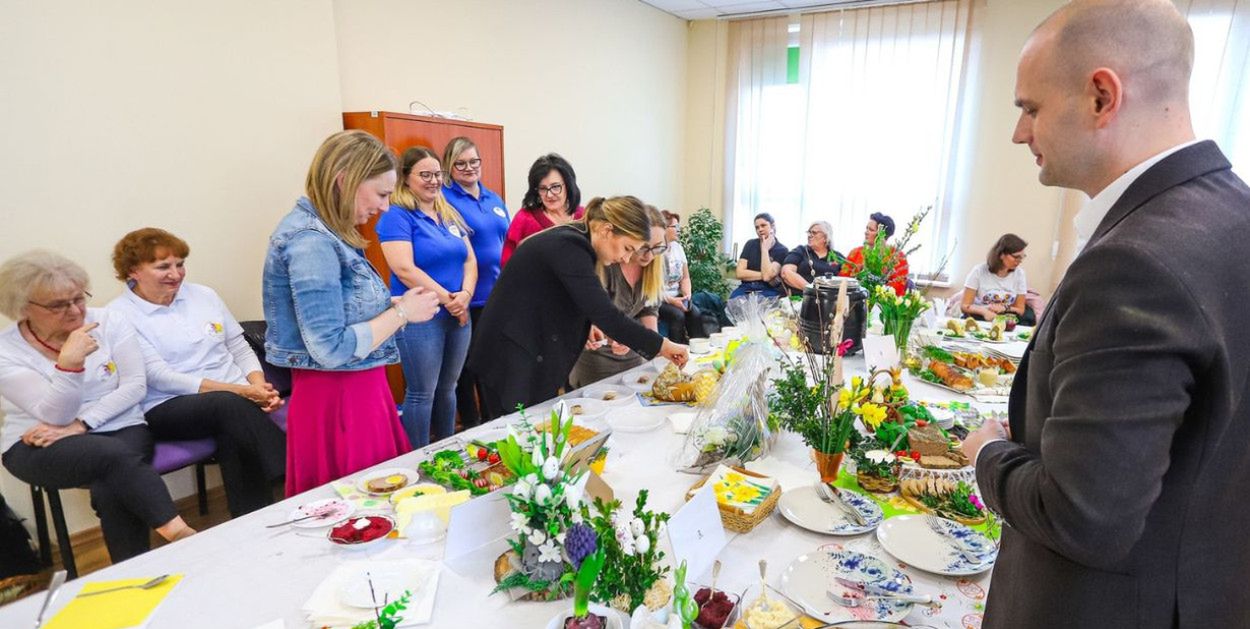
xmin=0 ymin=250 xmax=91 ymax=320
xmin=809 ymin=221 xmax=834 ymax=246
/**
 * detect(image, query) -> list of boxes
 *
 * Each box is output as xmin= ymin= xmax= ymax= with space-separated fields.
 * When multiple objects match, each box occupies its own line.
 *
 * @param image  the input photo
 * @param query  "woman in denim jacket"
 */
xmin=263 ymin=131 xmax=439 ymax=496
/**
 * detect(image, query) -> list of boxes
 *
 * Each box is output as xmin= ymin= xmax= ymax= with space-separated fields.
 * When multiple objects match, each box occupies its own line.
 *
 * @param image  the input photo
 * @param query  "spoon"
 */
xmin=758 ymin=559 xmax=768 ymax=604
xmin=76 ymin=574 xmax=170 ymax=598
xmin=710 ymin=559 xmax=721 ymax=602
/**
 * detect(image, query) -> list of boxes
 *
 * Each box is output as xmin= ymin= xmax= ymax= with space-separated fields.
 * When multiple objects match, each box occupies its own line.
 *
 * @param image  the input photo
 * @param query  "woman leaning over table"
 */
xmin=263 ymin=130 xmax=440 ymax=496
xmin=441 ymin=137 xmax=508 ymax=431
xmin=106 ymin=228 xmax=287 ymax=517
xmin=961 ymin=233 xmax=1034 ymax=325
xmin=0 ymin=251 xmax=193 ymax=562
xmin=500 ymin=153 xmax=584 ymax=267
xmin=729 ymin=212 xmax=788 ymax=299
xmin=378 ymin=147 xmax=477 ymax=449
xmin=568 ymin=205 xmax=668 ymax=389
xmin=468 ymin=196 xmax=689 ymax=417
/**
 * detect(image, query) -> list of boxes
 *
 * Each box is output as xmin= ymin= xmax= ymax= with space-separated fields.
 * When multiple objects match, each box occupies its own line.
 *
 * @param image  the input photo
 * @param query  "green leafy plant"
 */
xmin=573 ymin=548 xmax=606 ymax=619
xmin=584 ymin=491 xmax=671 ymax=612
xmin=351 ymin=590 xmax=411 ymax=629
xmin=768 ymin=363 xmax=875 ymax=456
xmin=918 ymin=481 xmax=985 ymax=520
xmin=680 ymin=207 xmax=734 ymax=299
xmin=835 ymin=205 xmax=931 ymax=310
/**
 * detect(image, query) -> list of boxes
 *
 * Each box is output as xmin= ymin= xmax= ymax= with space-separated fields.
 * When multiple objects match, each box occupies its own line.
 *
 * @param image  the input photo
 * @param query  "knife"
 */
xmin=818 ymin=483 xmax=867 ymax=527
xmin=33 ymin=569 xmax=67 ymax=629
xmin=832 ymin=577 xmax=932 ymax=605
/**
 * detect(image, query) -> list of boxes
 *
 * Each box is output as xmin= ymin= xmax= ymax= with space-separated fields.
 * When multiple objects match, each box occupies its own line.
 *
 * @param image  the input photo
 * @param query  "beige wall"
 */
xmin=331 ymin=0 xmax=689 ymax=210
xmin=0 ymin=0 xmax=344 ymax=534
xmin=682 ymin=0 xmax=1071 ymax=300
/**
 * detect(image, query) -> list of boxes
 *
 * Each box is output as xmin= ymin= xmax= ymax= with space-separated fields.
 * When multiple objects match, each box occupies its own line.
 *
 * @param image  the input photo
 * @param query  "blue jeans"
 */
xmin=729 ymin=281 xmax=781 ymax=299
xmin=394 ymin=316 xmax=471 ymax=448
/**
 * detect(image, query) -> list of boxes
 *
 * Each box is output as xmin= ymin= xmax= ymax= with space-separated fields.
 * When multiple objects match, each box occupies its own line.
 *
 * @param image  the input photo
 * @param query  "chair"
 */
xmin=29 ymin=438 xmax=216 ymax=579
xmin=240 ymin=320 xmax=292 ymax=433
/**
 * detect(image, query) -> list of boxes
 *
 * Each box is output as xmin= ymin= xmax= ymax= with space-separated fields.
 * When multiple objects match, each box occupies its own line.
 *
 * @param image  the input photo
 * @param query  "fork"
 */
xmin=815 ymin=483 xmax=867 ymax=526
xmin=924 ymin=518 xmax=994 ymax=563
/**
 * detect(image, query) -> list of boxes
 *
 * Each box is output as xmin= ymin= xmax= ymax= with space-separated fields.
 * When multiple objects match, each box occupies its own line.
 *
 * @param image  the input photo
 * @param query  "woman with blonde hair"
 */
xmin=377 ymin=146 xmax=477 ymax=447
xmin=263 ymin=130 xmax=440 ymax=495
xmin=468 ymin=196 xmax=689 ymax=417
xmin=568 ymin=206 xmax=668 ymax=388
xmin=0 ymin=251 xmax=193 ymax=562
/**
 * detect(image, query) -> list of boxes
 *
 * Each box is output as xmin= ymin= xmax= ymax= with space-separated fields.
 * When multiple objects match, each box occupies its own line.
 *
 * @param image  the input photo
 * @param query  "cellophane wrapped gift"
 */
xmin=674 ymin=342 xmax=777 ymax=472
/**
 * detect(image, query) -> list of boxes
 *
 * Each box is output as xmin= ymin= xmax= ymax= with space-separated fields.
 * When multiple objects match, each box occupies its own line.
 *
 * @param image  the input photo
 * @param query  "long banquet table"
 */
xmin=0 ymin=350 xmax=1008 ymax=628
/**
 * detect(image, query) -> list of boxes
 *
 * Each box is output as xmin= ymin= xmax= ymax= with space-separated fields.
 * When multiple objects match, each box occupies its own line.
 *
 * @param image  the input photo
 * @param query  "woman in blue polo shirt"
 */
xmin=378 ymin=146 xmax=477 ymax=448
xmin=441 ymin=137 xmax=508 ymax=427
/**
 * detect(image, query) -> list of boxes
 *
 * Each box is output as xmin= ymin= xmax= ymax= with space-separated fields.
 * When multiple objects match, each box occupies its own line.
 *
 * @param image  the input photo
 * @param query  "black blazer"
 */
xmin=977 ymin=141 xmax=1250 ymax=628
xmin=468 ymin=224 xmax=664 ymax=409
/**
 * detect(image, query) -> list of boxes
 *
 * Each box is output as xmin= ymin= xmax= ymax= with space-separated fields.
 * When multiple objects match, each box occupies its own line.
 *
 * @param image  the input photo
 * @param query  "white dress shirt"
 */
xmin=0 ymin=309 xmax=147 ymax=452
xmin=106 ymin=283 xmax=262 ymax=411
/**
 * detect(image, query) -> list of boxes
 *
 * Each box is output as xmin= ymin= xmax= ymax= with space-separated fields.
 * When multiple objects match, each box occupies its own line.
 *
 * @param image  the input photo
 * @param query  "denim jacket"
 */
xmin=262 ymin=197 xmax=398 ymax=371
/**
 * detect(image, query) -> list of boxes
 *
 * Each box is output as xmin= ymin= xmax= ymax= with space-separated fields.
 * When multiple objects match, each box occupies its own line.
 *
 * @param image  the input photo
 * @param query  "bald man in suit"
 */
xmin=961 ymin=1 xmax=1250 ymax=627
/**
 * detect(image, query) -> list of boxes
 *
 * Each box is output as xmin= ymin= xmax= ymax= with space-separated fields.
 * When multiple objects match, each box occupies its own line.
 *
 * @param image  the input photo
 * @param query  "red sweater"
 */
xmin=501 ymin=206 xmax=586 ymax=267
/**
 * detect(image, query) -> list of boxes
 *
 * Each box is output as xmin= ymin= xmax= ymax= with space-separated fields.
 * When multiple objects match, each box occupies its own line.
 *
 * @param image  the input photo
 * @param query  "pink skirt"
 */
xmin=284 ymin=366 xmax=411 ymax=497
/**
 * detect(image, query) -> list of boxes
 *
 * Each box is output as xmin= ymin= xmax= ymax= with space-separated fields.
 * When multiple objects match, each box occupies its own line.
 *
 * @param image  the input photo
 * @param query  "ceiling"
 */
xmin=638 ymin=0 xmax=855 ymax=20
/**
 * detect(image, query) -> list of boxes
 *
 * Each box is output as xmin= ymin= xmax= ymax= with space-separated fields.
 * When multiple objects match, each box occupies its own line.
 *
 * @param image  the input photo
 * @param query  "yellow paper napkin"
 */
xmin=45 ymin=574 xmax=183 ymax=629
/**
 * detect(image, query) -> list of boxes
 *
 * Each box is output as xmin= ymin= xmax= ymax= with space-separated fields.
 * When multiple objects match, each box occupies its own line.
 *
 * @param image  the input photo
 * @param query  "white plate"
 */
xmin=926 ymin=406 xmax=956 ymax=429
xmin=559 ymin=397 xmax=609 ymax=421
xmin=618 ymin=370 xmax=658 ymax=393
xmin=467 ymin=427 xmax=508 ymax=446
xmin=605 ymin=407 xmax=667 ymax=433
xmin=287 ymin=498 xmax=355 ymax=529
xmin=580 ymin=384 xmax=636 ymax=406
xmin=780 ymin=549 xmax=913 ymax=623
xmin=355 ymin=467 xmax=419 ymax=496
xmin=875 ymin=514 xmax=997 ymax=576
xmin=776 ymin=486 xmax=884 ymax=536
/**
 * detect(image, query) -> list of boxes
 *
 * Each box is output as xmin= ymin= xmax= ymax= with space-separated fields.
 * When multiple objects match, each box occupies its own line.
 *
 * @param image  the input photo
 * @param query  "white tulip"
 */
xmin=542 ymin=455 xmax=560 ymax=480
xmin=529 ymin=529 xmax=547 ymax=546
xmin=531 ymin=446 xmax=545 ymax=467
xmin=513 ymin=476 xmax=533 ymax=500
xmin=635 ymin=534 xmax=651 ymax=554
xmin=534 ymin=483 xmax=553 ymax=506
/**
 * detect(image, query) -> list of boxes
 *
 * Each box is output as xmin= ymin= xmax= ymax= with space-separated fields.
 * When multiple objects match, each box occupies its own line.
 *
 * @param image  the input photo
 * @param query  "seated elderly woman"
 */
xmin=781 ymin=220 xmax=843 ymax=296
xmin=0 ymin=251 xmax=194 ymax=563
xmin=106 ymin=228 xmax=286 ymax=517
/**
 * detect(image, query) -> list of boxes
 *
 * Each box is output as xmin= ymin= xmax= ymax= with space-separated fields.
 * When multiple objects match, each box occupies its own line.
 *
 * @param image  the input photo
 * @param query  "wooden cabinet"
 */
xmin=343 ymin=111 xmax=506 ymax=402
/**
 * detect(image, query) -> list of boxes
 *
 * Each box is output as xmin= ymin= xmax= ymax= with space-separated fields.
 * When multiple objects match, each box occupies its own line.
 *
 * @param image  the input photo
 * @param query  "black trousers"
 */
xmin=658 ymin=301 xmax=707 ymax=343
xmin=146 ymin=391 xmax=286 ymax=517
xmin=2 ymin=425 xmax=177 ymax=563
xmin=480 ymin=382 xmax=528 ymax=423
xmin=454 ymin=306 xmax=487 ymax=427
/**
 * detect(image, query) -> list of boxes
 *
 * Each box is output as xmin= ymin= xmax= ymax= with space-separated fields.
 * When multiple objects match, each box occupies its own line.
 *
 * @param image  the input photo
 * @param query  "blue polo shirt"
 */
xmin=376 ymin=205 xmax=469 ymax=319
xmin=442 ymin=181 xmax=509 ymax=307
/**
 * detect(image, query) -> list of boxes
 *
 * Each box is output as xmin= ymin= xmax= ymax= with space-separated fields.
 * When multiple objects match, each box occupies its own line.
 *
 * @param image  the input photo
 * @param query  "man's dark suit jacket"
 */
xmin=977 ymin=140 xmax=1250 ymax=628
xmin=468 ymin=224 xmax=663 ymax=411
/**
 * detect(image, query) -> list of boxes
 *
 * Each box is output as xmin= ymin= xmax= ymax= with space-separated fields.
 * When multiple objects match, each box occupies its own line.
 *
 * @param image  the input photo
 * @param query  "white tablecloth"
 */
xmin=0 ymin=352 xmax=1003 ymax=629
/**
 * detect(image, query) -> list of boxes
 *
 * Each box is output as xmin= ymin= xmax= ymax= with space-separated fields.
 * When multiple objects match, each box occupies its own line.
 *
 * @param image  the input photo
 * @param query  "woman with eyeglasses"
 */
xmin=960 ymin=233 xmax=1032 ymax=324
xmin=440 ymin=137 xmax=509 ymax=432
xmin=469 ymin=196 xmax=689 ymax=418
xmin=106 ymin=228 xmax=286 ymax=518
xmin=657 ymin=211 xmax=706 ymax=343
xmin=568 ymin=206 xmax=668 ymax=389
xmin=0 ymin=251 xmax=194 ymax=562
xmin=377 ymin=146 xmax=477 ymax=448
xmin=500 ymin=153 xmax=584 ymax=267
xmin=781 ymin=220 xmax=843 ymax=296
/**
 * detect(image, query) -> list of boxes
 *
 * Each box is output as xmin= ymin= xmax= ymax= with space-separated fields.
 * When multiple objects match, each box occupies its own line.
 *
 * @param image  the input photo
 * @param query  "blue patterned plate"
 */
xmin=777 ymin=486 xmax=884 ymax=536
xmin=780 ymin=549 xmax=913 ymax=623
xmin=876 ymin=514 xmax=997 ymax=576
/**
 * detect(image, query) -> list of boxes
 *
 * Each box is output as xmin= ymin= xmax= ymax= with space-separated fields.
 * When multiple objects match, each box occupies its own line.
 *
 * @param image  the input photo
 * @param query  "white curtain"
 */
xmin=725 ymin=0 xmax=973 ymax=274
xmin=1176 ymin=0 xmax=1250 ymax=175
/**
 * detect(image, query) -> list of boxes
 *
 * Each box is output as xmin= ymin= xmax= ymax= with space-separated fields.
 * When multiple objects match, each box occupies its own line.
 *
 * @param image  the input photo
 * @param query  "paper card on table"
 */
xmin=443 ymin=490 xmax=511 ymax=575
xmin=584 ymin=471 xmax=614 ymax=504
xmin=862 ymin=334 xmax=899 ymax=371
xmin=667 ymin=484 xmax=727 ymax=582
xmin=45 ymin=574 xmax=183 ymax=629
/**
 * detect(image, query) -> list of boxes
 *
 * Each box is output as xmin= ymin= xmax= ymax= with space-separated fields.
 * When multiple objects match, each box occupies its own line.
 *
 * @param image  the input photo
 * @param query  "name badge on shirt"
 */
xmin=493 ymin=206 xmax=507 ymax=218
xmin=98 ymin=361 xmax=117 ymax=379
xmin=448 ymin=225 xmax=463 ymax=238
xmin=203 ymin=321 xmax=224 ymax=336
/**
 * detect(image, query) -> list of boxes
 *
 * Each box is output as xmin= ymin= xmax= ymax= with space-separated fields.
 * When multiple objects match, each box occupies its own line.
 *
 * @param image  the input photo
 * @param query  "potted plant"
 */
xmin=584 ymin=491 xmax=672 ymax=614
xmin=679 ymin=208 xmax=735 ymax=300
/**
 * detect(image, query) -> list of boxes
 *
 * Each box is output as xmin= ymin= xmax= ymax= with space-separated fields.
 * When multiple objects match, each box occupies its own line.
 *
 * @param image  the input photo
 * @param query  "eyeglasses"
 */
xmin=638 ymin=244 xmax=668 ymax=258
xmin=413 ymin=170 xmax=446 ymax=183
xmin=29 ymin=292 xmax=91 ymax=315
xmin=667 ymin=222 xmax=680 ymax=230
xmin=807 ymin=229 xmax=826 ymax=237
xmin=452 ymin=158 xmax=482 ymax=172
xmin=1008 ymin=252 xmax=1027 ymax=260
xmin=538 ymin=183 xmax=564 ymax=197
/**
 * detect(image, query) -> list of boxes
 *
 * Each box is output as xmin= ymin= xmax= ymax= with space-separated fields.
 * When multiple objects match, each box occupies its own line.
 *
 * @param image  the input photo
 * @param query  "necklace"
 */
xmin=24 ymin=321 xmax=62 ymax=353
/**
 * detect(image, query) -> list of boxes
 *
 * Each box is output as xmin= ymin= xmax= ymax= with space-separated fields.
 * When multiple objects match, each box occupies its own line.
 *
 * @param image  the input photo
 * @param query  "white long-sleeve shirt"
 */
xmin=0 ymin=309 xmax=147 ymax=453
xmin=106 ymin=283 xmax=262 ymax=411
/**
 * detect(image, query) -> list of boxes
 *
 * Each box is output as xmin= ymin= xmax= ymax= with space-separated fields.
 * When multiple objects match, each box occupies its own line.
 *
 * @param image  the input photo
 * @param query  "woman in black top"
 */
xmin=468 ymin=196 xmax=689 ymax=418
xmin=730 ymin=213 xmax=788 ymax=299
xmin=781 ymin=220 xmax=843 ymax=296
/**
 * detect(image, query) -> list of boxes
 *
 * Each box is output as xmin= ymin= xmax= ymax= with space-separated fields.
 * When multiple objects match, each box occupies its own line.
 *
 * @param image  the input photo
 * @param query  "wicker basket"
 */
xmin=685 ymin=467 xmax=779 ymax=533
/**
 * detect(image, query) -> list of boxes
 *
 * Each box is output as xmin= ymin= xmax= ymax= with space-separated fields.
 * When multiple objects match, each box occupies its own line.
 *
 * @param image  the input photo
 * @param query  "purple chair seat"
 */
xmin=152 ymin=438 xmax=216 ymax=474
xmin=269 ymin=404 xmax=288 ymax=433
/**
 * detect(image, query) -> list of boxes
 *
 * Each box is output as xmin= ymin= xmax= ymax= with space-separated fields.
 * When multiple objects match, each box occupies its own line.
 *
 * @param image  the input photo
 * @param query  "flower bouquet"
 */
xmin=584 ymin=490 xmax=672 ymax=614
xmin=875 ymin=287 xmax=931 ymax=353
xmin=835 ymin=205 xmax=930 ymax=312
xmin=493 ymin=402 xmax=590 ymax=601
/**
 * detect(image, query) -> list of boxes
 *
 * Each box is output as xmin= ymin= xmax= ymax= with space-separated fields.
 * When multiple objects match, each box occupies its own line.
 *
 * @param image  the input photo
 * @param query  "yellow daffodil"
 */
xmin=838 ymin=387 xmax=854 ymax=409
xmin=859 ymin=403 xmax=888 ymax=429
